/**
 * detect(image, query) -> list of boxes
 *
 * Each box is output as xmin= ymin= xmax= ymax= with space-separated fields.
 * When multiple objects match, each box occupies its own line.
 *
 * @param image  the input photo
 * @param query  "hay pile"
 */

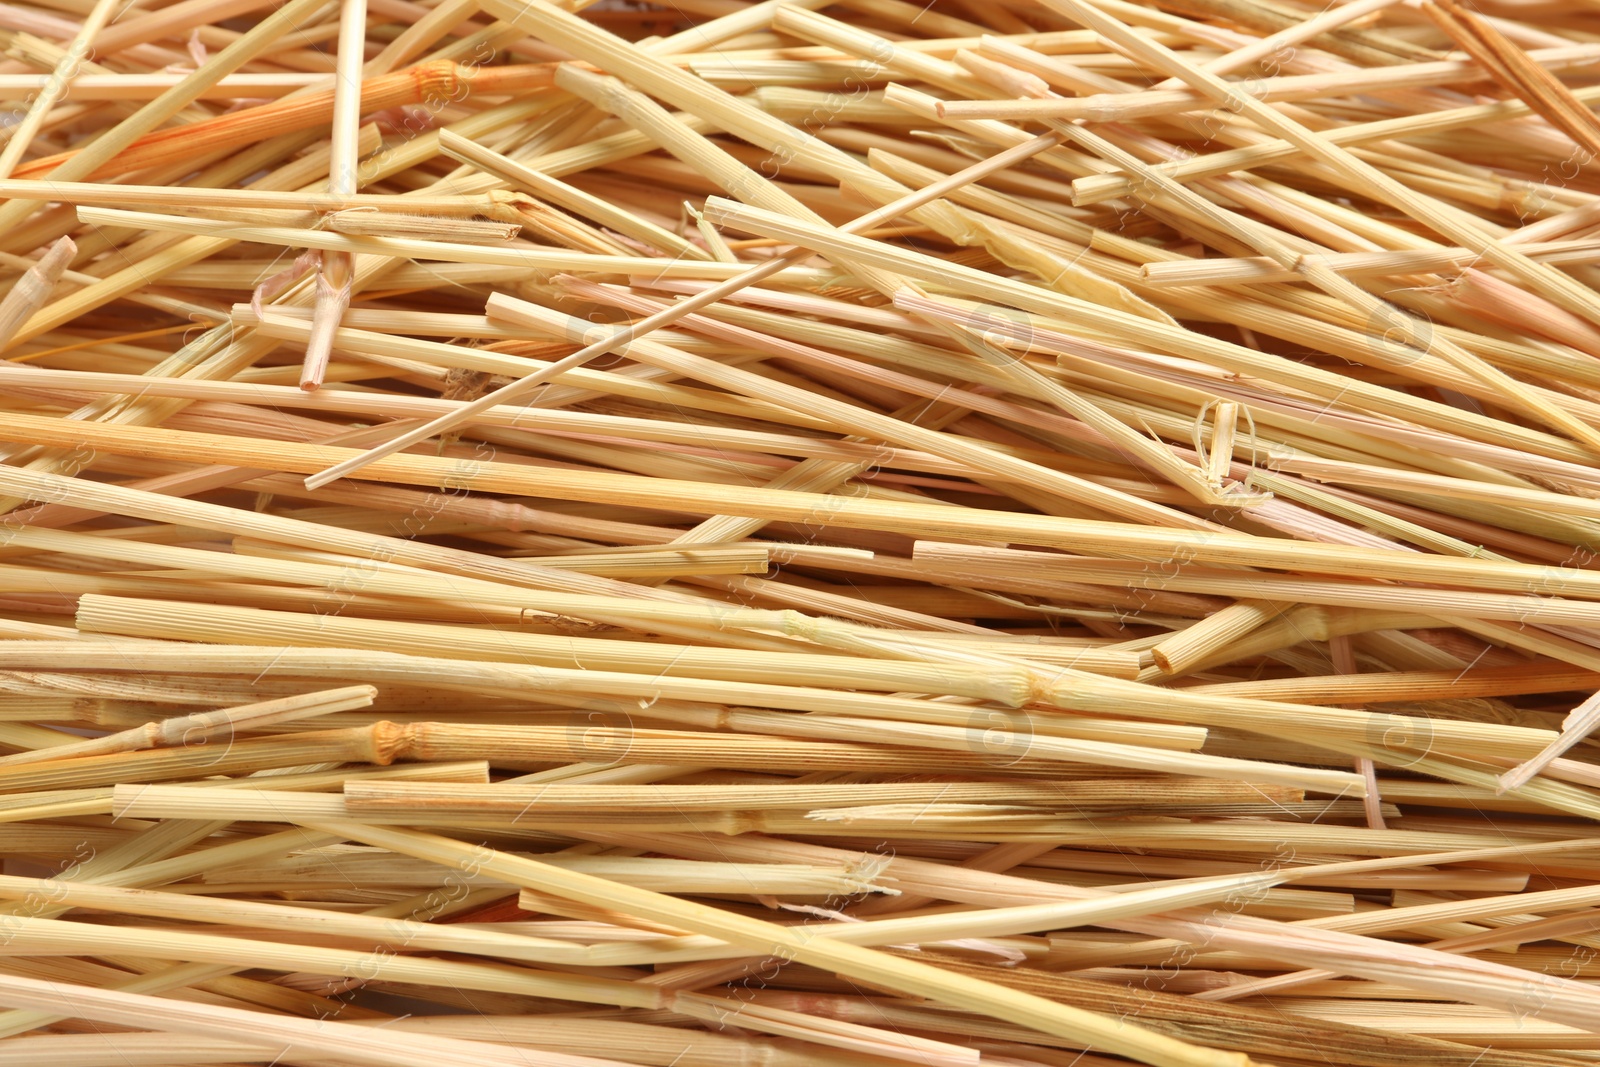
xmin=2 ymin=0 xmax=1600 ymax=1064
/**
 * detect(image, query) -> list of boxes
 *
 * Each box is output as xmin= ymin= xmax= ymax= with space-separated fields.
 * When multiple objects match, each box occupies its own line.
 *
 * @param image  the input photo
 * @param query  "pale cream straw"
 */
xmin=300 ymin=0 xmax=367 ymax=391
xmin=0 ymin=0 xmax=120 ymax=179
xmin=0 ymin=685 xmax=377 ymax=767
xmin=0 ymin=237 xmax=75 ymax=349
xmin=303 ymin=130 xmax=1064 ymax=489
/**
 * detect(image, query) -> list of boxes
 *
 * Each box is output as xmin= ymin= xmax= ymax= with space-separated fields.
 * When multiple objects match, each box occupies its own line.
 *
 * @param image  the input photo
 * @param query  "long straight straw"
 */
xmin=0 ymin=685 xmax=377 ymax=767
xmin=304 ymin=130 xmax=1064 ymax=488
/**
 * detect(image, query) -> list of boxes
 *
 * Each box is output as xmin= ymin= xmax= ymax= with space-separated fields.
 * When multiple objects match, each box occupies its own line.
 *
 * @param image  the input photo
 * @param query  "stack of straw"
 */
xmin=5 ymin=0 xmax=1600 ymax=1064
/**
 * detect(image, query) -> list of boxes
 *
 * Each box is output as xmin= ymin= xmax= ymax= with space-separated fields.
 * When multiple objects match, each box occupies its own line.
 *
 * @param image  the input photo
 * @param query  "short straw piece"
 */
xmin=0 ymin=237 xmax=74 ymax=349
